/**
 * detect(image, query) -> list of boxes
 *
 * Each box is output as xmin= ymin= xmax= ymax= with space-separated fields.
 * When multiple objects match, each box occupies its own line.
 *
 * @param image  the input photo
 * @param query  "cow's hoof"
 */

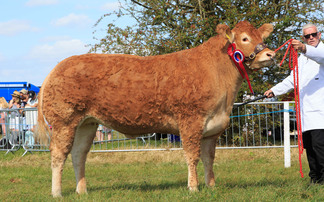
xmin=76 ymin=185 xmax=88 ymax=195
xmin=188 ymin=186 xmax=199 ymax=192
xmin=76 ymin=190 xmax=88 ymax=195
xmin=206 ymin=181 xmax=215 ymax=187
xmin=52 ymin=193 xmax=62 ymax=198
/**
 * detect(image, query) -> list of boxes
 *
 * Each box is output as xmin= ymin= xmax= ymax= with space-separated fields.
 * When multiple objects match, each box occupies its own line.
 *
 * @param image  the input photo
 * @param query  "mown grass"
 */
xmin=1 ymin=148 xmax=324 ymax=201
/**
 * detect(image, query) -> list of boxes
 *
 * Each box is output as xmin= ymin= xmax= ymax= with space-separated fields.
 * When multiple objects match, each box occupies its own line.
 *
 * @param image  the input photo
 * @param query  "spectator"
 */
xmin=96 ymin=124 xmax=104 ymax=143
xmin=96 ymin=126 xmax=113 ymax=143
xmin=9 ymin=91 xmax=21 ymax=108
xmin=19 ymin=89 xmax=29 ymax=108
xmin=19 ymin=89 xmax=29 ymax=133
xmin=8 ymin=91 xmax=21 ymax=143
xmin=106 ymin=127 xmax=112 ymax=141
xmin=264 ymin=23 xmax=324 ymax=184
xmin=0 ymin=97 xmax=9 ymax=135
xmin=25 ymin=90 xmax=38 ymax=128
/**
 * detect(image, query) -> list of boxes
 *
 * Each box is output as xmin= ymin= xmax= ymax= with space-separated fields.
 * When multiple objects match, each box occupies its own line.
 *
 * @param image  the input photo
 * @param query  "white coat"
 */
xmin=271 ymin=41 xmax=324 ymax=132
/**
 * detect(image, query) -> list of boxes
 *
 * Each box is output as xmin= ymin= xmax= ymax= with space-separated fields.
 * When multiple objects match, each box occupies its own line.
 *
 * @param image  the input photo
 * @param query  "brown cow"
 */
xmin=37 ymin=21 xmax=275 ymax=197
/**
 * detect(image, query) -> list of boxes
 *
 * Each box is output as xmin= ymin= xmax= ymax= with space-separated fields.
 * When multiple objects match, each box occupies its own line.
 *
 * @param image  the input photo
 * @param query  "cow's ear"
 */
xmin=216 ymin=24 xmax=234 ymax=43
xmin=258 ymin=23 xmax=273 ymax=39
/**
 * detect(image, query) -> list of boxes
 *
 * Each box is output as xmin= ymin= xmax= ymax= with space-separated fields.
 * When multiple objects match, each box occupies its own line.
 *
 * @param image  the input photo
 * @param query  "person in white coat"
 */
xmin=264 ymin=24 xmax=324 ymax=184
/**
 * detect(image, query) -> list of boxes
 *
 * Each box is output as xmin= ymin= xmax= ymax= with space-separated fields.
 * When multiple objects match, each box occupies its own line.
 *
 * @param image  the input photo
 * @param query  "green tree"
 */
xmin=90 ymin=0 xmax=324 ymax=101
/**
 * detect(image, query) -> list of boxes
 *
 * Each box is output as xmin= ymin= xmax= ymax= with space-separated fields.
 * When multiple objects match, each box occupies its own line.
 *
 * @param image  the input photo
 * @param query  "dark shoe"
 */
xmin=317 ymin=178 xmax=324 ymax=185
xmin=310 ymin=178 xmax=318 ymax=185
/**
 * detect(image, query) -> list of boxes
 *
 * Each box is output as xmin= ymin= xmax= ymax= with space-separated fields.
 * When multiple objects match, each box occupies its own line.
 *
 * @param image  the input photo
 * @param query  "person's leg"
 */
xmin=303 ymin=131 xmax=319 ymax=182
xmin=310 ymin=129 xmax=324 ymax=183
xmin=107 ymin=132 xmax=111 ymax=140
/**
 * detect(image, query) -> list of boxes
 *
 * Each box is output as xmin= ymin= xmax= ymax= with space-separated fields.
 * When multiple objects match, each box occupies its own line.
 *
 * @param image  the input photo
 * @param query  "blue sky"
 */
xmin=0 ymin=0 xmax=134 ymax=86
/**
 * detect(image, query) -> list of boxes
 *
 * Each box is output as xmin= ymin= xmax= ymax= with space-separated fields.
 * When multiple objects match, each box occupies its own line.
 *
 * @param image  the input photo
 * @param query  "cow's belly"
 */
xmin=203 ymin=112 xmax=230 ymax=137
xmin=93 ymin=114 xmax=179 ymax=138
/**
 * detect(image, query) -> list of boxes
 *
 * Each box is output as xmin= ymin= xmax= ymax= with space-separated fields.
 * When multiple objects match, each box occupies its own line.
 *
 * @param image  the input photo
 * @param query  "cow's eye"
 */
xmin=242 ymin=37 xmax=249 ymax=42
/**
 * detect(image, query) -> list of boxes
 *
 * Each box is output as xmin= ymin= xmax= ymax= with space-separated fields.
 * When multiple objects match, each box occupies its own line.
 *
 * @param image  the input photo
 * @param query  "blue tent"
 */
xmin=0 ymin=82 xmax=40 ymax=102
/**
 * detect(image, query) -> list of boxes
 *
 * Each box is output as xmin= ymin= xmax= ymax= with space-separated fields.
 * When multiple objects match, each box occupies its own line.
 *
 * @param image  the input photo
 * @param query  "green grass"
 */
xmin=1 ymin=148 xmax=324 ymax=201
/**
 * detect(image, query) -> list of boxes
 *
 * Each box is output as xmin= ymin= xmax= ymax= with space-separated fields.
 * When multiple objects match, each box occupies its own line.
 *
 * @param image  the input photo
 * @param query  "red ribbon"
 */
xmin=227 ymin=43 xmax=254 ymax=94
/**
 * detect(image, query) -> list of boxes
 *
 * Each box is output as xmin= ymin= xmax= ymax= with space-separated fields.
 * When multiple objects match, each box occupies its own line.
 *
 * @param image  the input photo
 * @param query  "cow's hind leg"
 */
xmin=50 ymin=127 xmax=75 ymax=197
xmin=200 ymin=136 xmax=217 ymax=187
xmin=71 ymin=119 xmax=97 ymax=195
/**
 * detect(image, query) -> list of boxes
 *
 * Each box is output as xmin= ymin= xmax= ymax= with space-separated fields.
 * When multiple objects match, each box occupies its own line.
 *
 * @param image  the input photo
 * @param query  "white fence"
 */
xmin=0 ymin=101 xmax=298 ymax=165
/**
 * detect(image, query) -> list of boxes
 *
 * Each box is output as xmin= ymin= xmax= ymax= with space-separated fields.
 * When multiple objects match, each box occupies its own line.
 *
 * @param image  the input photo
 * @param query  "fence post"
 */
xmin=284 ymin=101 xmax=291 ymax=168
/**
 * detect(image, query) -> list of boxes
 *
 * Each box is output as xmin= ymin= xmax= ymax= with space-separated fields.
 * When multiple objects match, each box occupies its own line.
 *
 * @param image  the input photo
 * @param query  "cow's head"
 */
xmin=217 ymin=21 xmax=275 ymax=69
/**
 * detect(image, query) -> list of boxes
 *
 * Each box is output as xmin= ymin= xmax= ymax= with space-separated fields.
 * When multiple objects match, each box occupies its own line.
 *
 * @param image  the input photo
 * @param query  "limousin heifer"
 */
xmin=37 ymin=21 xmax=275 ymax=197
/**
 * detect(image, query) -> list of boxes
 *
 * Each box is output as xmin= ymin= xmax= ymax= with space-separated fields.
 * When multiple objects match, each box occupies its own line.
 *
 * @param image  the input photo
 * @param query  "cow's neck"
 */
xmin=198 ymin=36 xmax=245 ymax=112
xmin=201 ymin=35 xmax=244 ymax=78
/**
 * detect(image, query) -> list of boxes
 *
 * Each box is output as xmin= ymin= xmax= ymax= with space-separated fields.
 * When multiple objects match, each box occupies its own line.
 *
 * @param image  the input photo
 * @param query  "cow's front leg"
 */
xmin=200 ymin=136 xmax=217 ymax=187
xmin=180 ymin=121 xmax=203 ymax=191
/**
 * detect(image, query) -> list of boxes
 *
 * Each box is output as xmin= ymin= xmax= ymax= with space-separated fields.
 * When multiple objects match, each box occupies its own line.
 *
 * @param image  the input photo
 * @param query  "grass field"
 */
xmin=1 ymin=148 xmax=324 ymax=201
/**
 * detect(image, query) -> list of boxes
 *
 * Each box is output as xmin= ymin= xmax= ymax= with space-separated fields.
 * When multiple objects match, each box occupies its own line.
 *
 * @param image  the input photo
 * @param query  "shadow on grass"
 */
xmin=97 ymin=180 xmax=187 ymax=191
xmin=62 ymin=178 xmax=305 ymax=197
xmin=62 ymin=180 xmax=188 ymax=196
xmin=220 ymin=178 xmax=293 ymax=189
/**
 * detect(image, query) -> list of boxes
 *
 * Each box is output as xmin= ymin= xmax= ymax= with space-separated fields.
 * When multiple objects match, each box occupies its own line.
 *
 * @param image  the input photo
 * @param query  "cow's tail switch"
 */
xmin=35 ymin=90 xmax=51 ymax=146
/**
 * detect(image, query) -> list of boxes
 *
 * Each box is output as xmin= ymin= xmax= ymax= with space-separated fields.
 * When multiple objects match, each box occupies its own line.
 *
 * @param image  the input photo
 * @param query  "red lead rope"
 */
xmin=274 ymin=39 xmax=304 ymax=178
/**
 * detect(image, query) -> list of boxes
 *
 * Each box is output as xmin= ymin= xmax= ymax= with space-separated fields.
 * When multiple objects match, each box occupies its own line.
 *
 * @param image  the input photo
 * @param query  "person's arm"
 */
xmin=8 ymin=99 xmax=14 ymax=109
xmin=31 ymin=98 xmax=38 ymax=108
xmin=271 ymin=73 xmax=294 ymax=96
xmin=29 ymin=102 xmax=38 ymax=108
xmin=25 ymin=98 xmax=31 ymax=107
xmin=304 ymin=43 xmax=324 ymax=65
xmin=292 ymin=39 xmax=324 ymax=64
xmin=26 ymin=98 xmax=38 ymax=108
xmin=264 ymin=71 xmax=294 ymax=98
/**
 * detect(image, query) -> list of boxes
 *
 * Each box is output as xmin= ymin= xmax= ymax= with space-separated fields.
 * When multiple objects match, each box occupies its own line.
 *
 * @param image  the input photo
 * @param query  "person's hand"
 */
xmin=264 ymin=90 xmax=274 ymax=98
xmin=291 ymin=39 xmax=306 ymax=53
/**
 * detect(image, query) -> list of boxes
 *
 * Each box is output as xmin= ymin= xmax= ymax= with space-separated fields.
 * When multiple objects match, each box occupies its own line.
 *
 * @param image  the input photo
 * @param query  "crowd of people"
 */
xmin=0 ymin=89 xmax=113 ymax=145
xmin=0 ymin=89 xmax=38 ymax=146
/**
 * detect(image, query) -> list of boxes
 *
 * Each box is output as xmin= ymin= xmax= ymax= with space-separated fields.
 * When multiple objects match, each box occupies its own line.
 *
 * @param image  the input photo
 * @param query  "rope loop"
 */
xmin=274 ymin=39 xmax=304 ymax=178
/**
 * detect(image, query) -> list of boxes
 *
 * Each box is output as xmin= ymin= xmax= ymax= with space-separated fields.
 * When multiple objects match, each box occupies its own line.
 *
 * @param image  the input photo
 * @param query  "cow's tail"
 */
xmin=35 ymin=88 xmax=51 ymax=146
